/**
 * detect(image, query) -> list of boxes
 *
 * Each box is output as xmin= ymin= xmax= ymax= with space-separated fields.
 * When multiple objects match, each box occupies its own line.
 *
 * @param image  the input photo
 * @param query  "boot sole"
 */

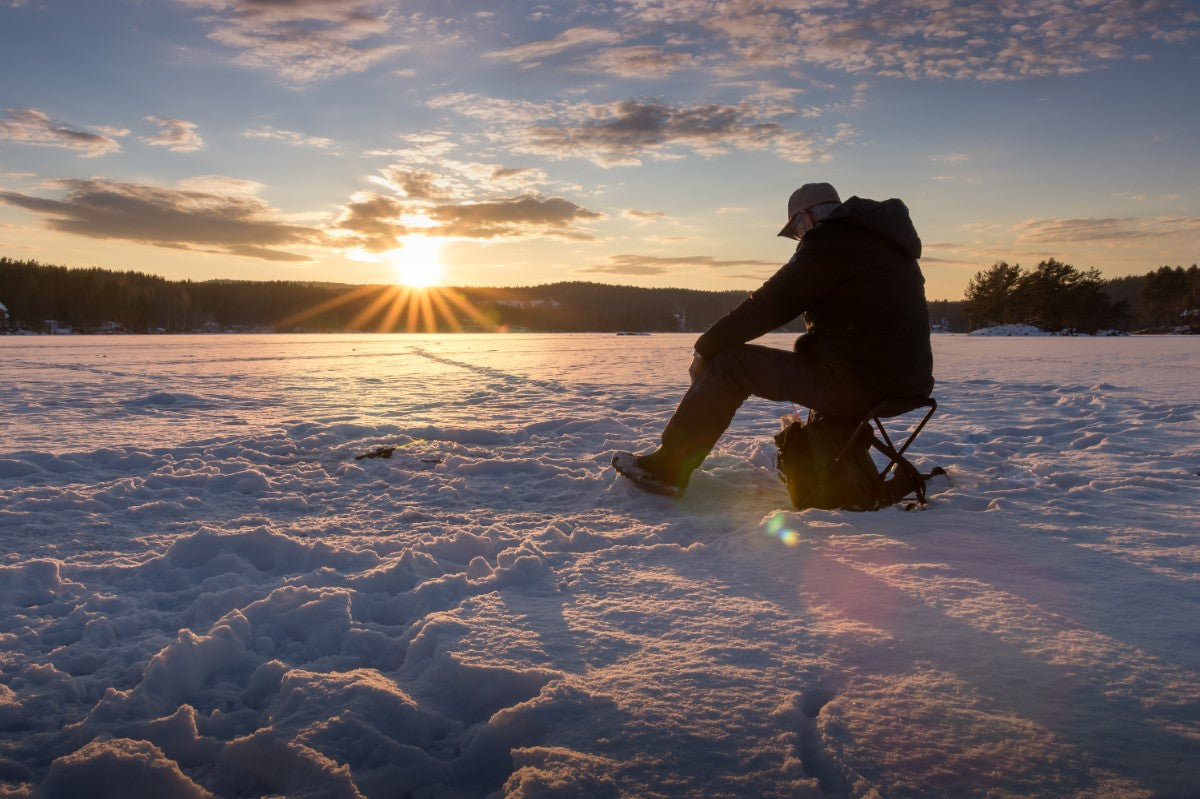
xmin=611 ymin=452 xmax=682 ymax=498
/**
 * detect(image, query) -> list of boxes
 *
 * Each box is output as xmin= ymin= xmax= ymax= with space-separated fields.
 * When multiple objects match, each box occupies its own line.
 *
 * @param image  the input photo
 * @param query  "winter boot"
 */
xmin=611 ymin=445 xmax=706 ymax=498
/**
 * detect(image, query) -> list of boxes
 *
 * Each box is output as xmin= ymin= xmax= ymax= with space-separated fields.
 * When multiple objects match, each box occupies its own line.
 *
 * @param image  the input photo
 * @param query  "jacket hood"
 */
xmin=826 ymin=197 xmax=922 ymax=259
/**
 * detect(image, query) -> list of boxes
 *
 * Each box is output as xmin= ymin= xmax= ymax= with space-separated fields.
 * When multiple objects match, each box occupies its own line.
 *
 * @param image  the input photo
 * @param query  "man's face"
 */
xmin=783 ymin=213 xmax=805 ymax=241
xmin=785 ymin=210 xmax=814 ymax=240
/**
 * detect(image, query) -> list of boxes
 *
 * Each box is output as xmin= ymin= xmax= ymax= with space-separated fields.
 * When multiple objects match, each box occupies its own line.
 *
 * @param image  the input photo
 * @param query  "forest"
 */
xmin=1 ymin=256 xmax=1196 ymax=335
xmin=0 ymin=258 xmax=749 ymax=335
xmin=963 ymin=259 xmax=1200 ymax=333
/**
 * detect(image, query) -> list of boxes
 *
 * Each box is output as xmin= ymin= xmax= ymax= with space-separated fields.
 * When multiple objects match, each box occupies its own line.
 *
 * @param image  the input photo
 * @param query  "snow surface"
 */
xmin=968 ymin=323 xmax=1054 ymax=336
xmin=967 ymin=324 xmax=1128 ymax=337
xmin=1 ymin=332 xmax=1198 ymax=798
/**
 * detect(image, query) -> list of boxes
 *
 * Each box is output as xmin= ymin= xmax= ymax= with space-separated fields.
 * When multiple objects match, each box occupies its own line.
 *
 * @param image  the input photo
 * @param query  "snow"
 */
xmin=968 ymin=323 xmax=1128 ymax=336
xmin=1 ymin=332 xmax=1198 ymax=798
xmin=969 ymin=323 xmax=1054 ymax=336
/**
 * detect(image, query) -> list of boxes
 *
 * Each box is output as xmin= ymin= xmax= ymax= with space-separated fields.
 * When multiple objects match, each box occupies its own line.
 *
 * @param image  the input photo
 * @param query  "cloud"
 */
xmin=340 ymin=134 xmax=600 ymax=248
xmin=581 ymin=262 xmax=672 ymax=276
xmin=930 ymin=174 xmax=983 ymax=185
xmin=243 ymin=126 xmax=336 ymax=150
xmin=532 ymin=100 xmax=771 ymax=164
xmin=365 ymin=130 xmax=460 ymax=161
xmin=430 ymin=196 xmax=602 ymax=239
xmin=328 ymin=192 xmax=410 ymax=252
xmin=0 ymin=108 xmax=123 ymax=158
xmin=579 ymin=46 xmax=701 ymax=78
xmin=487 ymin=165 xmax=552 ymax=192
xmin=376 ymin=167 xmax=457 ymax=201
xmin=143 ymin=116 xmax=205 ymax=152
xmin=175 ymin=0 xmax=1198 ymax=88
xmin=530 ymin=99 xmax=837 ymax=165
xmin=366 ymin=143 xmax=554 ymax=199
xmin=1015 ymin=217 xmax=1149 ymax=243
xmin=622 ymin=209 xmax=667 ymax=223
xmin=1014 ymin=215 xmax=1200 ymax=243
xmin=332 ymin=190 xmax=603 ymax=251
xmin=178 ymin=0 xmax=405 ymax=83
xmin=617 ymin=1 xmax=1199 ymax=82
xmin=581 ymin=253 xmax=775 ymax=276
xmin=436 ymin=95 xmax=830 ymax=167
xmin=0 ymin=177 xmax=318 ymax=261
xmin=426 ymin=94 xmax=555 ymax=128
xmin=485 ymin=26 xmax=623 ymax=63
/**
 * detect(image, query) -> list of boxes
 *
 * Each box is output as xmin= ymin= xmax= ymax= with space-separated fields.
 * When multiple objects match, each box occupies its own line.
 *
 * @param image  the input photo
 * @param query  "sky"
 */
xmin=1 ymin=1 xmax=1198 ymax=300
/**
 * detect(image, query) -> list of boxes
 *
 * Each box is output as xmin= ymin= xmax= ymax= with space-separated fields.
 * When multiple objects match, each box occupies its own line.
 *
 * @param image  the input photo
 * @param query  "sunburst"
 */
xmin=275 ymin=278 xmax=498 ymax=334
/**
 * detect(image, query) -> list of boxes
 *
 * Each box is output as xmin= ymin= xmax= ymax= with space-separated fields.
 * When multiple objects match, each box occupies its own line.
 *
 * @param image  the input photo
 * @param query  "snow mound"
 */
xmin=969 ymin=324 xmax=1130 ymax=337
xmin=969 ymin=323 xmax=1052 ymax=336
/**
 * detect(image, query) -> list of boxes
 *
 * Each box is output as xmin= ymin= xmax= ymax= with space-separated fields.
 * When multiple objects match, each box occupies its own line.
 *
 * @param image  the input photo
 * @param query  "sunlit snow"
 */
xmin=2 ymin=333 xmax=1198 ymax=798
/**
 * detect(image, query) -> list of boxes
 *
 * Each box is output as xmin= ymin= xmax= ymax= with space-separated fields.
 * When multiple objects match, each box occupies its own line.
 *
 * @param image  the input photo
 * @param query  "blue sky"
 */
xmin=1 ymin=0 xmax=1197 ymax=300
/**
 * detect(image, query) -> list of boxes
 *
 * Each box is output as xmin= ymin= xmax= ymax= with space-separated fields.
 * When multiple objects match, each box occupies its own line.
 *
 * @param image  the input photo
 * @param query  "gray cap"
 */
xmin=777 ymin=182 xmax=841 ymax=237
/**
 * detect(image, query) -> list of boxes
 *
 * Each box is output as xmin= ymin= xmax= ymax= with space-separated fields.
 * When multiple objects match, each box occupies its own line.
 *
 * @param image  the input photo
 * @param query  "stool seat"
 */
xmin=869 ymin=396 xmax=936 ymax=419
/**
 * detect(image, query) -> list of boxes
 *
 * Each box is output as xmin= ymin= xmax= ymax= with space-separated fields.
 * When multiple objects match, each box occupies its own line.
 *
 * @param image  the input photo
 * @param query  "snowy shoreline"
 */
xmin=2 ymin=333 xmax=1198 ymax=798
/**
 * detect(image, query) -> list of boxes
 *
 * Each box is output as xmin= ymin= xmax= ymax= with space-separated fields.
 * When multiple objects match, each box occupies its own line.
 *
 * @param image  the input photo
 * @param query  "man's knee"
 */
xmin=705 ymin=344 xmax=754 ymax=374
xmin=704 ymin=344 xmax=825 ymax=407
xmin=698 ymin=346 xmax=755 ymax=393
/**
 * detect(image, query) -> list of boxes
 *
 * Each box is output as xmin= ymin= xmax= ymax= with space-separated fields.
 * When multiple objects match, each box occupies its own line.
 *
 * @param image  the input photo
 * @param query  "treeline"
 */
xmin=3 ymin=257 xmax=1197 ymax=335
xmin=965 ymin=259 xmax=1200 ymax=333
xmin=0 ymin=258 xmax=750 ymax=334
xmin=1104 ymin=265 xmax=1200 ymax=330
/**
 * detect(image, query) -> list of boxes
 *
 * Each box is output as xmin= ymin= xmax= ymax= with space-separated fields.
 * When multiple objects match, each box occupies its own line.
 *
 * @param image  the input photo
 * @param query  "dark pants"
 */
xmin=660 ymin=343 xmax=869 ymax=464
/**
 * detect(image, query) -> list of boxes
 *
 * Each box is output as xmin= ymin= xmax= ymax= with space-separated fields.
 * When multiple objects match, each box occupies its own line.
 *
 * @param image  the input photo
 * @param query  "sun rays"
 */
xmin=275 ymin=281 xmax=498 ymax=334
xmin=273 ymin=234 xmax=502 ymax=334
xmin=277 ymin=286 xmax=493 ymax=334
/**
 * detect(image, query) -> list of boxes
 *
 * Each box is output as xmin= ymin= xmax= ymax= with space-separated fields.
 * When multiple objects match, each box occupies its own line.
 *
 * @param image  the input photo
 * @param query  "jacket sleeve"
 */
xmin=693 ymin=235 xmax=841 ymax=359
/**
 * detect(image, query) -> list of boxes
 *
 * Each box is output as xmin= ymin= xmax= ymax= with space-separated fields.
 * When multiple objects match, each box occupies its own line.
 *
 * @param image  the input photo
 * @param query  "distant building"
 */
xmin=0 ymin=300 xmax=7 ymax=326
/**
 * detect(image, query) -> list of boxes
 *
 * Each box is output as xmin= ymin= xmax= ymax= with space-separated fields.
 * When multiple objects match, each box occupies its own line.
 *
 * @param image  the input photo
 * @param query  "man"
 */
xmin=612 ymin=182 xmax=934 ymax=497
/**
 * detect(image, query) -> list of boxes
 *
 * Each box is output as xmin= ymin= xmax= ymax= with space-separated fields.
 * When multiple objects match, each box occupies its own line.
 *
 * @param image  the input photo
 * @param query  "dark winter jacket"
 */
xmin=694 ymin=196 xmax=934 ymax=417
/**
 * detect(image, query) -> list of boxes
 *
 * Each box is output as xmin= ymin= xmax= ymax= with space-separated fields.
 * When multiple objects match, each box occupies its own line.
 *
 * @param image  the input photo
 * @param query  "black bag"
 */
xmin=775 ymin=412 xmax=941 ymax=511
xmin=774 ymin=413 xmax=883 ymax=511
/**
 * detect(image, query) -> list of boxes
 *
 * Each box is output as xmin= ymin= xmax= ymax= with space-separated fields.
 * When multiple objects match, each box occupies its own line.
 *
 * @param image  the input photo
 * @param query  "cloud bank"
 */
xmin=173 ymin=1 xmax=1197 ymax=87
xmin=0 ymin=108 xmax=123 ymax=158
xmin=330 ymin=134 xmax=605 ymax=251
xmin=432 ymin=94 xmax=834 ymax=167
xmin=582 ymin=253 xmax=775 ymax=277
xmin=0 ymin=178 xmax=317 ymax=261
xmin=176 ymin=0 xmax=406 ymax=83
xmin=1015 ymin=216 xmax=1200 ymax=243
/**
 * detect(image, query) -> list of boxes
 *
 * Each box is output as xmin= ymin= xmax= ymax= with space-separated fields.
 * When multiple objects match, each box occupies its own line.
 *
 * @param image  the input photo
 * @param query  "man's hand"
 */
xmin=689 ymin=353 xmax=706 ymax=383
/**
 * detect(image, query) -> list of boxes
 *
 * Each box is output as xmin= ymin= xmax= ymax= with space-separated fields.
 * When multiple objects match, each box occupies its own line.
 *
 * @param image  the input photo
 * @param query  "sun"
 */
xmin=389 ymin=235 xmax=445 ymax=288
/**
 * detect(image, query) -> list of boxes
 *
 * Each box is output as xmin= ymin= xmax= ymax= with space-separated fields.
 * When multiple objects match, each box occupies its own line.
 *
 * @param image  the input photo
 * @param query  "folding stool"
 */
xmin=844 ymin=396 xmax=940 ymax=506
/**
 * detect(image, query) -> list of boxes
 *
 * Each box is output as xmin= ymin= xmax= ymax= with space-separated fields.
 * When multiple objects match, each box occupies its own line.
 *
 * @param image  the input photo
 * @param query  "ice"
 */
xmin=1 ymin=332 xmax=1198 ymax=797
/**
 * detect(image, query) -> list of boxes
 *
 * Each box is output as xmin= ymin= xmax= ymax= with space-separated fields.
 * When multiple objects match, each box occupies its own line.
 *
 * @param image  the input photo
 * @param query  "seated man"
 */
xmin=613 ymin=182 xmax=935 ymax=497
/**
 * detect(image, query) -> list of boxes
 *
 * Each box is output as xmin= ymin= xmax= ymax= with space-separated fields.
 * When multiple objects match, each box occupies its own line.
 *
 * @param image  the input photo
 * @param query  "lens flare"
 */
xmin=765 ymin=511 xmax=801 ymax=546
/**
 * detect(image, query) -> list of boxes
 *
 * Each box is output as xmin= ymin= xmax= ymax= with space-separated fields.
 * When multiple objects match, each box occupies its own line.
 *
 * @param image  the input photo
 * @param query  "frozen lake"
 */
xmin=1 ymin=333 xmax=1198 ymax=798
